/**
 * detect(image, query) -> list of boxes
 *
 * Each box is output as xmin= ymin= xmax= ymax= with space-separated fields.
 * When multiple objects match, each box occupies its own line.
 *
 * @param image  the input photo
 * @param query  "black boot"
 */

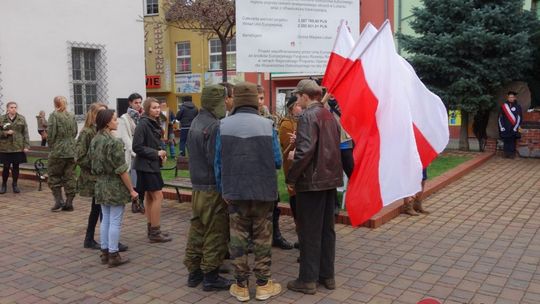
xmin=62 ymin=194 xmax=74 ymax=211
xmin=0 ymin=183 xmax=6 ymax=194
xmin=83 ymin=239 xmax=100 ymax=249
xmin=187 ymin=269 xmax=204 ymax=287
xmin=51 ymin=188 xmax=65 ymax=212
xmin=202 ymin=269 xmax=232 ymax=291
xmin=118 ymin=243 xmax=128 ymax=252
xmin=272 ymin=211 xmax=294 ymax=250
xmin=12 ymin=183 xmax=20 ymax=193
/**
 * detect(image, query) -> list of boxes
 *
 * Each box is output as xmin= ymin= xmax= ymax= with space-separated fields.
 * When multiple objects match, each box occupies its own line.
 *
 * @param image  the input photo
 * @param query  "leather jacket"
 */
xmin=286 ymin=102 xmax=343 ymax=192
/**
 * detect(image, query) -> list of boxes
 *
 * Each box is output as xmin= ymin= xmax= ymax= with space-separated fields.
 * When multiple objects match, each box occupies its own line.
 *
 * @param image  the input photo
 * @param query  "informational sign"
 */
xmin=448 ymin=110 xmax=461 ymax=126
xmin=175 ymin=74 xmax=202 ymax=93
xmin=236 ymin=0 xmax=360 ymax=73
xmin=146 ymin=75 xmax=161 ymax=89
xmin=204 ymin=71 xmax=245 ymax=86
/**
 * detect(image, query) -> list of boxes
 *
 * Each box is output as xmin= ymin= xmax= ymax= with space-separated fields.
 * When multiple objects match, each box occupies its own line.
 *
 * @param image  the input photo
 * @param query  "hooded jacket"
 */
xmin=132 ymin=115 xmax=162 ymax=173
xmin=176 ymin=101 xmax=199 ymax=129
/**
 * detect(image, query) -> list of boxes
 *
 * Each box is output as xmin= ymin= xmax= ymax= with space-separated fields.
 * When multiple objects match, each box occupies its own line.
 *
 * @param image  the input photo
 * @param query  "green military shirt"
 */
xmin=76 ymin=126 xmax=97 ymax=197
xmin=0 ymin=114 xmax=30 ymax=153
xmin=89 ymin=130 xmax=130 ymax=205
xmin=48 ymin=111 xmax=77 ymax=158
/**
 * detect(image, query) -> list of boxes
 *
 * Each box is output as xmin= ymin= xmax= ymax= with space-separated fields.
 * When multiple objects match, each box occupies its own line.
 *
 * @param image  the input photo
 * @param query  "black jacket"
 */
xmin=176 ymin=101 xmax=199 ymax=128
xmin=286 ymin=102 xmax=343 ymax=192
xmin=187 ymin=109 xmax=220 ymax=191
xmin=132 ymin=115 xmax=162 ymax=173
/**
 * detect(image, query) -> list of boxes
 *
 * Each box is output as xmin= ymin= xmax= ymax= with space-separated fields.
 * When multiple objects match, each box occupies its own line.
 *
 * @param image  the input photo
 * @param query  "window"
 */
xmin=176 ymin=42 xmax=191 ymax=73
xmin=72 ymin=48 xmax=99 ymax=115
xmin=145 ymin=0 xmax=159 ymax=15
xmin=209 ymin=38 xmax=236 ymax=71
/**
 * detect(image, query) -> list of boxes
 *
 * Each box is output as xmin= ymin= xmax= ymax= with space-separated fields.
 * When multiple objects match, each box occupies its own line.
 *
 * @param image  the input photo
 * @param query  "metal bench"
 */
xmin=161 ymin=156 xmax=192 ymax=203
xmin=34 ymin=158 xmax=48 ymax=191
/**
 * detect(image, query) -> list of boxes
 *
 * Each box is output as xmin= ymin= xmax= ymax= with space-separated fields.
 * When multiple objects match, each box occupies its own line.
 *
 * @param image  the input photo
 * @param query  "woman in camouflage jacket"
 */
xmin=0 ymin=101 xmax=30 ymax=194
xmin=89 ymin=109 xmax=138 ymax=267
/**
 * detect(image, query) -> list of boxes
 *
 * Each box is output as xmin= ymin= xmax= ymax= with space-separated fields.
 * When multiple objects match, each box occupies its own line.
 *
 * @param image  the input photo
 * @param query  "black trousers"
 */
xmin=296 ymin=189 xmax=336 ymax=282
xmin=85 ymin=197 xmax=102 ymax=241
xmin=503 ymin=137 xmax=517 ymax=156
xmin=341 ymin=148 xmax=354 ymax=179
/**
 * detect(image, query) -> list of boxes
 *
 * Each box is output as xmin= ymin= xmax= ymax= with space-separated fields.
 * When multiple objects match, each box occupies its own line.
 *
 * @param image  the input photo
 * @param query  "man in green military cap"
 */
xmin=184 ymin=84 xmax=231 ymax=291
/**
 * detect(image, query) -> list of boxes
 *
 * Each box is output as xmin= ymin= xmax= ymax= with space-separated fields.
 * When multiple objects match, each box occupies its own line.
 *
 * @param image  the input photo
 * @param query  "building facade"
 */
xmin=0 ymin=0 xmax=146 ymax=141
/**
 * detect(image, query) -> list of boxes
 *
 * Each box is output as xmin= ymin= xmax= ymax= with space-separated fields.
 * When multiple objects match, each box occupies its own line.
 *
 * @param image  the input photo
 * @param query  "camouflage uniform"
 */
xmin=228 ymin=200 xmax=274 ymax=282
xmin=47 ymin=111 xmax=77 ymax=196
xmin=89 ymin=131 xmax=130 ymax=205
xmin=0 ymin=114 xmax=30 ymax=153
xmin=184 ymin=191 xmax=229 ymax=273
xmin=75 ymin=126 xmax=97 ymax=197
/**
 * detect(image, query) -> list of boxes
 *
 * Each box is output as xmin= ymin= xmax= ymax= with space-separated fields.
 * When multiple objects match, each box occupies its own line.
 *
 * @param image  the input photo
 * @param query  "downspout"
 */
xmin=397 ymin=0 xmax=403 ymax=54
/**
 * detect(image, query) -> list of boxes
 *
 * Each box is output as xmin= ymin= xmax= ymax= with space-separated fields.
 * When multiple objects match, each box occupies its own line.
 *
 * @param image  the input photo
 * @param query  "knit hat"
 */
xmin=233 ymin=82 xmax=258 ymax=109
xmin=201 ymin=85 xmax=226 ymax=119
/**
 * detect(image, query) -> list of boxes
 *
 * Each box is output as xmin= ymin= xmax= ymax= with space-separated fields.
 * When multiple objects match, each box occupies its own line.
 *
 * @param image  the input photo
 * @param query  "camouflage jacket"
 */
xmin=0 ymin=114 xmax=30 ymax=153
xmin=48 ymin=111 xmax=77 ymax=158
xmin=76 ymin=126 xmax=97 ymax=197
xmin=89 ymin=130 xmax=130 ymax=205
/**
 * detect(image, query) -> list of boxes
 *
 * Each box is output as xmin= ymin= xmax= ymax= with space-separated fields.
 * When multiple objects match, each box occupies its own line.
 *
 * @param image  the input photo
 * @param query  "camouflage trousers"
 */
xmin=184 ymin=190 xmax=229 ymax=273
xmin=47 ymin=157 xmax=77 ymax=196
xmin=229 ymin=200 xmax=274 ymax=282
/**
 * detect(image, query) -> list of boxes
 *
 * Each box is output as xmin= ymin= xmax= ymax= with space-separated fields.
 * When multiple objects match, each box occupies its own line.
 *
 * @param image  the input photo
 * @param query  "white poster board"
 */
xmin=236 ymin=0 xmax=360 ymax=73
xmin=175 ymin=74 xmax=202 ymax=93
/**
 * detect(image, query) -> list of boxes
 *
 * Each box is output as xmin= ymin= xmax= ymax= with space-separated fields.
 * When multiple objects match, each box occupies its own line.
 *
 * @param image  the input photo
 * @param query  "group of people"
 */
xmin=0 ymin=81 xmax=525 ymax=300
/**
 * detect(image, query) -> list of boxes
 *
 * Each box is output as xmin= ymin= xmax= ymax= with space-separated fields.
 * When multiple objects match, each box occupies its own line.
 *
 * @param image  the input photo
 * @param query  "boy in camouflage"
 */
xmin=215 ymin=82 xmax=283 ymax=302
xmin=183 ymin=85 xmax=231 ymax=291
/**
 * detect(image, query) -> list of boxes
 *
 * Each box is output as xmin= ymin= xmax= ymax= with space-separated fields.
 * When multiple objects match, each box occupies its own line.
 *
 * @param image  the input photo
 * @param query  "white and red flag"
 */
xmin=331 ymin=22 xmax=424 ymax=226
xmin=399 ymin=58 xmax=449 ymax=167
xmin=321 ymin=19 xmax=355 ymax=90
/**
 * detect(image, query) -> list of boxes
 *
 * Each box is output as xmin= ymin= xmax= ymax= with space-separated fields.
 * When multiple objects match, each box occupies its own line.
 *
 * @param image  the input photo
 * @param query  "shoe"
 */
xmin=294 ymin=242 xmax=300 ymax=249
xmin=84 ymin=239 xmax=100 ymax=250
xmin=272 ymin=236 xmax=294 ymax=250
xmin=100 ymin=249 xmax=109 ymax=265
xmin=287 ymin=279 xmax=316 ymax=294
xmin=202 ymin=269 xmax=232 ymax=291
xmin=0 ymin=183 xmax=6 ymax=194
xmin=51 ymin=188 xmax=65 ymax=212
xmin=187 ymin=269 xmax=204 ymax=287
xmin=318 ymin=277 xmax=336 ymax=290
xmin=413 ymin=199 xmax=430 ymax=214
xmin=149 ymin=226 xmax=172 ymax=243
xmin=118 ymin=243 xmax=128 ymax=252
xmin=147 ymin=223 xmax=169 ymax=238
xmin=108 ymin=252 xmax=129 ymax=268
xmin=255 ymin=280 xmax=282 ymax=300
xmin=229 ymin=282 xmax=250 ymax=302
xmin=12 ymin=183 xmax=20 ymax=193
xmin=62 ymin=195 xmax=74 ymax=211
xmin=403 ymin=199 xmax=419 ymax=216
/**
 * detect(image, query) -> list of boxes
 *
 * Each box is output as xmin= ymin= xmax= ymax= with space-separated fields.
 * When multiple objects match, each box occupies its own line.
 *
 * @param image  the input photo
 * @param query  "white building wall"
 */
xmin=0 ymin=0 xmax=146 ymax=141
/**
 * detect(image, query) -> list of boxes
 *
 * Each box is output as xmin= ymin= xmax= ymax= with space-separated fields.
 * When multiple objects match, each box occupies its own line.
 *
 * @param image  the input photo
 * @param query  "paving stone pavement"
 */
xmin=0 ymin=157 xmax=540 ymax=304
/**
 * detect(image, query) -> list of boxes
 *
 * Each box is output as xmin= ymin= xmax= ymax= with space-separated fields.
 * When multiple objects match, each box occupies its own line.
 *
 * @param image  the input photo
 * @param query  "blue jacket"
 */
xmin=214 ymin=107 xmax=282 ymax=201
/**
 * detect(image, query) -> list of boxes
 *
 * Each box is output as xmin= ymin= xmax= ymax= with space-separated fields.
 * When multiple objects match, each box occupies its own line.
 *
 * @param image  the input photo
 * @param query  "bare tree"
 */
xmin=165 ymin=0 xmax=236 ymax=83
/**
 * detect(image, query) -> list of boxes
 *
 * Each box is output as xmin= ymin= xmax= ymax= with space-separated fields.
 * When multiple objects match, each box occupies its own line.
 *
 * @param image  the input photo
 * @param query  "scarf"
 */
xmin=127 ymin=107 xmax=141 ymax=125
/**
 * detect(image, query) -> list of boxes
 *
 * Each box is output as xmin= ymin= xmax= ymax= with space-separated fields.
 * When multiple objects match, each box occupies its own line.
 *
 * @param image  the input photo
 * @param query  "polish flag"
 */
xmin=399 ymin=58 xmax=449 ymax=167
xmin=321 ymin=20 xmax=354 ymax=90
xmin=332 ymin=22 xmax=423 ymax=226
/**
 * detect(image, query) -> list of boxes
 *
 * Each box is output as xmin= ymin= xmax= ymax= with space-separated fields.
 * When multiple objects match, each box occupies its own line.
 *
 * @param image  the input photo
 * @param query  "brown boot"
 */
xmin=100 ymin=249 xmax=109 ymax=265
xmin=413 ymin=199 xmax=430 ymax=214
xmin=403 ymin=199 xmax=419 ymax=216
xmin=108 ymin=252 xmax=129 ymax=268
xmin=147 ymin=223 xmax=169 ymax=238
xmin=149 ymin=226 xmax=172 ymax=243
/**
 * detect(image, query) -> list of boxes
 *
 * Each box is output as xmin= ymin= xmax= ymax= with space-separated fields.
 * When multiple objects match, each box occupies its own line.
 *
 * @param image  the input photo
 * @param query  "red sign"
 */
xmin=146 ymin=75 xmax=161 ymax=89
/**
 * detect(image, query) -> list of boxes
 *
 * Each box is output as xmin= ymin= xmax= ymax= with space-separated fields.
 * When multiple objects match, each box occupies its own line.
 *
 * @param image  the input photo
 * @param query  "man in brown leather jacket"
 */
xmin=286 ymin=79 xmax=343 ymax=295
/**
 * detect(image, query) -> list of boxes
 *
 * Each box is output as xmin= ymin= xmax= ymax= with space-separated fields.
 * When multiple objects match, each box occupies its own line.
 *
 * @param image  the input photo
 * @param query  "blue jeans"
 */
xmin=100 ymin=204 xmax=125 ymax=253
xmin=179 ymin=128 xmax=189 ymax=156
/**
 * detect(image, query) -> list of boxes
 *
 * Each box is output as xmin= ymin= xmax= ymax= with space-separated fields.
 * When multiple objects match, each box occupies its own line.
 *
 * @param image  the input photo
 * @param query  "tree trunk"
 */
xmin=221 ymin=38 xmax=228 ymax=83
xmin=459 ymin=110 xmax=470 ymax=151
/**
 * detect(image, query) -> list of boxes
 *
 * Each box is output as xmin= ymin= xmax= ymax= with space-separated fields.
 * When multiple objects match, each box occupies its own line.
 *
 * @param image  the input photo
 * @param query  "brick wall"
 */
xmin=517 ymin=111 xmax=540 ymax=158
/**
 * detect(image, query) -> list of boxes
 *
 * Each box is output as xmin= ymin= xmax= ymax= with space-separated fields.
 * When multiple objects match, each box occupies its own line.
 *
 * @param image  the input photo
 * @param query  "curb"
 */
xmin=19 ymin=152 xmax=494 ymax=228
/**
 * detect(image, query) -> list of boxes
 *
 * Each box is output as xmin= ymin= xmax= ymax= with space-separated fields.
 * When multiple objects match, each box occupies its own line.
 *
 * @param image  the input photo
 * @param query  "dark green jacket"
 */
xmin=89 ymin=131 xmax=130 ymax=205
xmin=0 ymin=114 xmax=30 ymax=153
xmin=76 ymin=126 xmax=97 ymax=197
xmin=48 ymin=111 xmax=77 ymax=158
